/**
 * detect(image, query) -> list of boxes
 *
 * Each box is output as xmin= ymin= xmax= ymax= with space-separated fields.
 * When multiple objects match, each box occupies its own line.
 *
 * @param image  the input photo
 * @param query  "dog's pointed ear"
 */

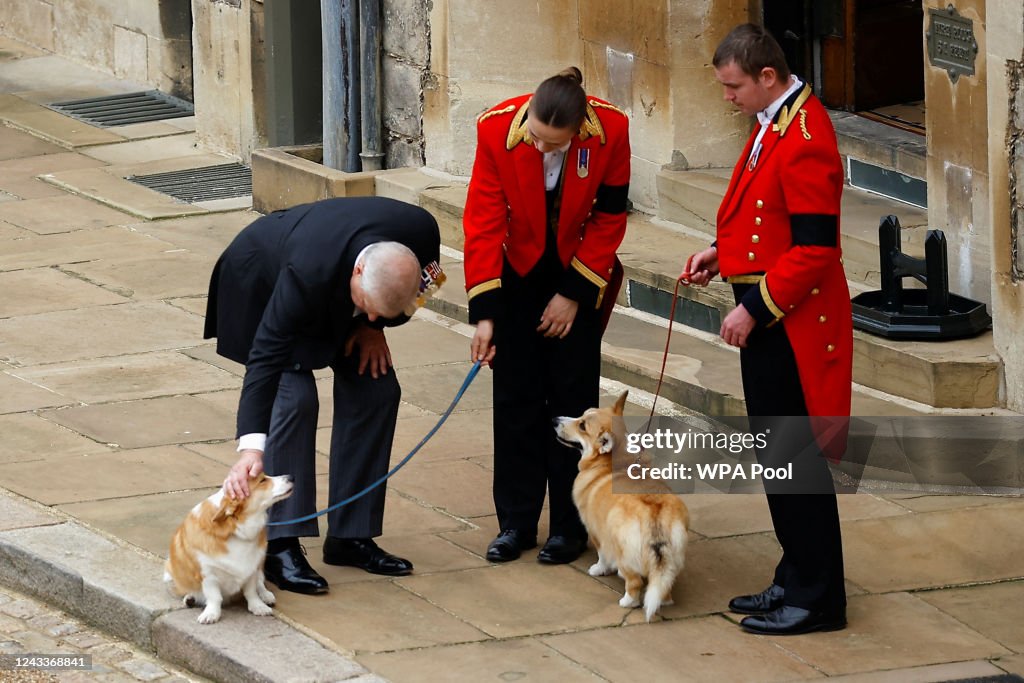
xmin=598 ymin=431 xmax=615 ymax=454
xmin=613 ymin=391 xmax=628 ymax=416
xmin=213 ymin=495 xmax=240 ymax=521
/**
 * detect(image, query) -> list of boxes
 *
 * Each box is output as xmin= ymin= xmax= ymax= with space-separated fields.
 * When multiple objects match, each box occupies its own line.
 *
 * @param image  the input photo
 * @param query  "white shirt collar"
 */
xmin=756 ymin=76 xmax=804 ymax=127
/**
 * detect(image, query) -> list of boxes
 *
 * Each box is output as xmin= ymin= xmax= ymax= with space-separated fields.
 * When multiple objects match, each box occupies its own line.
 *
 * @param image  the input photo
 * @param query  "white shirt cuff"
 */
xmin=237 ymin=433 xmax=267 ymax=452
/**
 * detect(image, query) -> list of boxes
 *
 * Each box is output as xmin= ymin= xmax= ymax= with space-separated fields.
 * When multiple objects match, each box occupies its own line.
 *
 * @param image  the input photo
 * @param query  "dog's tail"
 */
xmin=643 ymin=520 xmax=688 ymax=622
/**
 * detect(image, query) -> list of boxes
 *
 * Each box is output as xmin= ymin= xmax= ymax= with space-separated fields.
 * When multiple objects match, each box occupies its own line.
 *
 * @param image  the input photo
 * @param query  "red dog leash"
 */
xmin=644 ymin=259 xmax=692 ymax=430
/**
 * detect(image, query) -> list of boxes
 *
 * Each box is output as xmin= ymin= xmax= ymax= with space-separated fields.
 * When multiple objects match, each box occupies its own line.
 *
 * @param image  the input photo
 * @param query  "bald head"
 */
xmin=355 ymin=242 xmax=421 ymax=319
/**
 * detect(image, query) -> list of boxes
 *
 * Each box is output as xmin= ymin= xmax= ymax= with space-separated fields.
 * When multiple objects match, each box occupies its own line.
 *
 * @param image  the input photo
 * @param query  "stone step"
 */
xmin=379 ymin=170 xmax=1002 ymax=410
xmin=426 ymin=254 xmax=992 ymax=418
xmin=654 ymin=167 xmax=932 ymax=289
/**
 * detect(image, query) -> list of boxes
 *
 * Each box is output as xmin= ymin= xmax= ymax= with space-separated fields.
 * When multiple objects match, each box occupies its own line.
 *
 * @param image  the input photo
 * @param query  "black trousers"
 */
xmin=491 ymin=256 xmax=601 ymax=539
xmin=735 ymin=284 xmax=846 ymax=612
xmin=262 ymin=353 xmax=401 ymax=540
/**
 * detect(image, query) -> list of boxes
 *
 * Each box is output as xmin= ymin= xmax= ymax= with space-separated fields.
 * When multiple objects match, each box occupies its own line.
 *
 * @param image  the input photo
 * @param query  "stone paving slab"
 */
xmin=842 ymin=500 xmax=1024 ymax=592
xmin=126 ymin=210 xmax=256 ymax=254
xmin=772 ymin=592 xmax=1011 ymax=676
xmin=541 ymin=615 xmax=820 ymax=682
xmin=0 ymin=225 xmax=177 ymax=272
xmin=806 ymin=661 xmax=1011 ymax=683
xmin=0 ymin=193 xmax=134 ymax=234
xmin=0 ymin=491 xmax=63 ymax=532
xmin=0 ymin=300 xmax=202 ymax=365
xmin=0 ymin=445 xmax=228 ymax=505
xmin=0 ymin=93 xmax=124 ymax=147
xmin=0 ymin=267 xmax=127 ymax=317
xmin=39 ymin=395 xmax=234 ymax=450
xmin=153 ymin=609 xmax=374 ymax=683
xmin=0 ymin=413 xmax=111 ymax=465
xmin=40 ymin=154 xmax=246 ymax=220
xmin=397 ymin=563 xmax=626 ymax=639
xmin=0 ymin=370 xmax=71 ymax=414
xmin=916 ymin=581 xmax=1024 ymax=653
xmin=62 ymin=250 xmax=218 ymax=300
xmin=359 ymin=637 xmax=604 ymax=683
xmin=0 ymin=124 xmax=65 ymax=160
xmin=0 ymin=150 xmax=109 ymax=199
xmin=13 ymin=351 xmax=240 ymax=405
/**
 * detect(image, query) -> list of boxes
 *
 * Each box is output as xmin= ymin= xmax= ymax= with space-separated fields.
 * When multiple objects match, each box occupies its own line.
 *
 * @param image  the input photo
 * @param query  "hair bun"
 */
xmin=557 ymin=66 xmax=583 ymax=85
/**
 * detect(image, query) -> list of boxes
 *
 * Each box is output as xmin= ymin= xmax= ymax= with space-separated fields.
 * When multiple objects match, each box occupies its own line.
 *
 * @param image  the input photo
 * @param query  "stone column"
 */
xmin=190 ymin=0 xmax=265 ymax=161
xmin=923 ymin=0 xmax=991 ymax=305
xmin=987 ymin=0 xmax=1024 ymax=411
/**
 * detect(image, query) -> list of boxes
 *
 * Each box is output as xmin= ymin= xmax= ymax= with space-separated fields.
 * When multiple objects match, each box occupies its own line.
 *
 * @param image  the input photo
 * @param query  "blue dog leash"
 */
xmin=268 ymin=360 xmax=482 ymax=526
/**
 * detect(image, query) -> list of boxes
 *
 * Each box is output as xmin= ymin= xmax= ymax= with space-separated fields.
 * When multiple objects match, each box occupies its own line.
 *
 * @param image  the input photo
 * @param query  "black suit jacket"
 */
xmin=204 ymin=197 xmax=441 ymax=437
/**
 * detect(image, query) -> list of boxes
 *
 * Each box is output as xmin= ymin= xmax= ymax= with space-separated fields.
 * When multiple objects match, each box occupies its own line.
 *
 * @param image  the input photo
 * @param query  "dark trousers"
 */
xmin=262 ymin=354 xmax=401 ymax=540
xmin=491 ymin=258 xmax=601 ymax=539
xmin=735 ymin=285 xmax=846 ymax=612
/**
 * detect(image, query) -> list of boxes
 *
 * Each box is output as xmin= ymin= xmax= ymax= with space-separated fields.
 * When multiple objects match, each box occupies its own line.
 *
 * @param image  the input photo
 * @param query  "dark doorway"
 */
xmin=763 ymin=0 xmax=925 ymax=131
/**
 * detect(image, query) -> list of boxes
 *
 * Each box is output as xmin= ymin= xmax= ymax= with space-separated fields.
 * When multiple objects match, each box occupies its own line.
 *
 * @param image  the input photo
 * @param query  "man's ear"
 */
xmin=758 ymin=66 xmax=778 ymax=88
xmin=598 ymin=432 xmax=615 ymax=454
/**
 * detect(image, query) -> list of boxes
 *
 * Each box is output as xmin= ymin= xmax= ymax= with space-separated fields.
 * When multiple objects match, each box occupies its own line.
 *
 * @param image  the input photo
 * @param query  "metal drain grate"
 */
xmin=47 ymin=90 xmax=194 ymax=127
xmin=126 ymin=163 xmax=252 ymax=203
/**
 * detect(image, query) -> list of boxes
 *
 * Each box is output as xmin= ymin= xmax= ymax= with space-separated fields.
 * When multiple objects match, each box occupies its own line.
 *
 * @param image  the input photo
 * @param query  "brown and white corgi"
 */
xmin=555 ymin=392 xmax=690 ymax=621
xmin=164 ymin=473 xmax=293 ymax=624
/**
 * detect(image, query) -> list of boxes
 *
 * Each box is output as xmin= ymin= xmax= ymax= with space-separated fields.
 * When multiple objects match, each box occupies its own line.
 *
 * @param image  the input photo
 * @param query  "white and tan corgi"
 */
xmin=164 ymin=473 xmax=293 ymax=624
xmin=555 ymin=392 xmax=690 ymax=621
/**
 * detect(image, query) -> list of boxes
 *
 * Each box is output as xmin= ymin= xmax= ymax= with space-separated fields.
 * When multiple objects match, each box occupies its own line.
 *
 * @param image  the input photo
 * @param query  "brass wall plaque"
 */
xmin=926 ymin=5 xmax=978 ymax=82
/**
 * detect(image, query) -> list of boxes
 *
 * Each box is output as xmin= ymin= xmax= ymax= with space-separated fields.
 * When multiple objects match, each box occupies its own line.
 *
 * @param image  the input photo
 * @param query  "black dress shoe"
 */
xmin=486 ymin=530 xmax=537 ymax=562
xmin=740 ymin=605 xmax=847 ymax=635
xmin=728 ymin=584 xmax=785 ymax=615
xmin=322 ymin=537 xmax=413 ymax=576
xmin=263 ymin=545 xmax=328 ymax=595
xmin=537 ymin=535 xmax=588 ymax=564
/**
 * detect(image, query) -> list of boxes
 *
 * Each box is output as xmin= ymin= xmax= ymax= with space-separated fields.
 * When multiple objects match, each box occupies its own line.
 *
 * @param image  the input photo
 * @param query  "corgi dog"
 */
xmin=554 ymin=391 xmax=689 ymax=622
xmin=164 ymin=473 xmax=293 ymax=624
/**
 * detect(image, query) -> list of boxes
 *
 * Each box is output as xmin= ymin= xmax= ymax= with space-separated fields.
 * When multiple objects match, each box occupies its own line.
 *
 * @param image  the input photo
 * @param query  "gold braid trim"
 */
xmin=467 ymin=279 xmax=501 ymax=300
xmin=577 ymin=102 xmax=606 ymax=144
xmin=505 ymin=100 xmax=532 ymax=150
xmin=773 ymin=85 xmax=812 ymax=137
xmin=759 ymin=277 xmax=786 ymax=320
xmin=798 ymin=109 xmax=811 ymax=140
xmin=478 ymin=104 xmax=516 ymax=124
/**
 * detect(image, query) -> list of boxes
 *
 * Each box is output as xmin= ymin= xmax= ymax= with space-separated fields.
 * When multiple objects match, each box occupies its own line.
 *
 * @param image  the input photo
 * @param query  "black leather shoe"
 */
xmin=322 ymin=537 xmax=413 ymax=576
xmin=537 ymin=535 xmax=588 ymax=564
xmin=263 ymin=545 xmax=328 ymax=595
xmin=728 ymin=584 xmax=785 ymax=615
xmin=740 ymin=605 xmax=847 ymax=635
xmin=486 ymin=530 xmax=537 ymax=562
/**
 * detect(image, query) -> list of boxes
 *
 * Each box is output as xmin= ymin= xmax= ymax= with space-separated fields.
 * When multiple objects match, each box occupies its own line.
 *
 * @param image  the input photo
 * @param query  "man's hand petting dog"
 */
xmin=226 ymin=449 xmax=264 ymax=499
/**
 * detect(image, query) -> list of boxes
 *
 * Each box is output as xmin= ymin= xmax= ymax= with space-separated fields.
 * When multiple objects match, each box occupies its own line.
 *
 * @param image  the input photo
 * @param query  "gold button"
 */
xmin=789 ymin=304 xmax=795 ymax=310
xmin=751 ymin=234 xmax=760 ymax=243
xmin=756 ymin=200 xmax=764 ymax=209
xmin=754 ymin=217 xmax=762 ymax=226
xmin=811 ymin=288 xmax=820 ymax=295
xmin=819 ymin=315 xmax=827 ymax=323
xmin=826 ymin=344 xmax=835 ymax=353
xmin=748 ymin=252 xmax=755 ymax=261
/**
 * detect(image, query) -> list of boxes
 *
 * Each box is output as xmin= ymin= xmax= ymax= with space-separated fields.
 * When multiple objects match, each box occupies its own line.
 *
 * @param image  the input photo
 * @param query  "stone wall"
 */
xmin=988 ymin=0 xmax=1024 ymax=411
xmin=422 ymin=0 xmax=749 ymax=208
xmin=382 ymin=0 xmax=430 ymax=168
xmin=190 ymin=0 xmax=265 ymax=161
xmin=923 ymin=0 xmax=991 ymax=304
xmin=0 ymin=0 xmax=193 ymax=100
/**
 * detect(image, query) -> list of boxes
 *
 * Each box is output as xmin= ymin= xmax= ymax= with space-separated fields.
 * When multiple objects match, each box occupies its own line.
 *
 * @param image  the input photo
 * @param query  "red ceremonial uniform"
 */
xmin=463 ymin=94 xmax=631 ymax=323
xmin=717 ymin=84 xmax=853 ymax=422
xmin=463 ymin=92 xmax=630 ymax=545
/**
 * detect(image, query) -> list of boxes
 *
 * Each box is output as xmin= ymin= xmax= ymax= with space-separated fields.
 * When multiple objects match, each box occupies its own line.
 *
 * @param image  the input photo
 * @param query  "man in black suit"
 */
xmin=205 ymin=196 xmax=442 ymax=594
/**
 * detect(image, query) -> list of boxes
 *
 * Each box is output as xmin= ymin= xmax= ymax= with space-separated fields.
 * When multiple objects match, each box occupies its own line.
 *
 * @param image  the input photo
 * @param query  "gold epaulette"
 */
xmin=589 ymin=99 xmax=627 ymax=118
xmin=478 ymin=104 xmax=516 ymax=124
xmin=506 ymin=99 xmax=613 ymax=150
xmin=773 ymin=85 xmax=812 ymax=138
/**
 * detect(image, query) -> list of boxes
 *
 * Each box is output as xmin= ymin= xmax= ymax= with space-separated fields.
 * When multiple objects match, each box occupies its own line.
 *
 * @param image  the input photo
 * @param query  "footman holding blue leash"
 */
xmin=204 ymin=197 xmax=442 ymax=595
